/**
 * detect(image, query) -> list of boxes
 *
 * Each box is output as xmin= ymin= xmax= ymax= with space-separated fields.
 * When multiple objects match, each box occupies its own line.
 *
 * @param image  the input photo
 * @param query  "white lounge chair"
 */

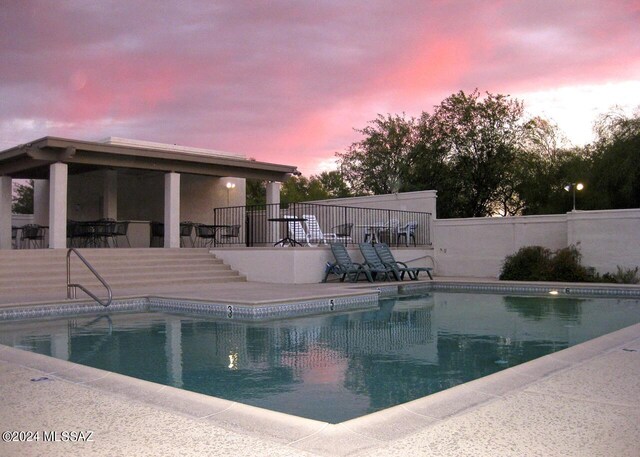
xmin=303 ymin=214 xmax=336 ymax=246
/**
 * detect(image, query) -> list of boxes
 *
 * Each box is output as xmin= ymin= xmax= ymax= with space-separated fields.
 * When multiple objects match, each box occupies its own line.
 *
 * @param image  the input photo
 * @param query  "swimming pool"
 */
xmin=2 ymin=291 xmax=640 ymax=423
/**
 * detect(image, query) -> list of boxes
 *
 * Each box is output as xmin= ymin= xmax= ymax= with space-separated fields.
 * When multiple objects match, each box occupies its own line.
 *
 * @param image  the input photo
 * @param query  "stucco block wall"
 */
xmin=567 ymin=209 xmax=640 ymax=274
xmin=434 ymin=215 xmax=568 ymax=278
xmin=434 ymin=209 xmax=640 ymax=278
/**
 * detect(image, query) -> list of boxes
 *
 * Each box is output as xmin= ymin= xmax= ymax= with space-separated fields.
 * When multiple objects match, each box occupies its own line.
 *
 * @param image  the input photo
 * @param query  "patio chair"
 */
xmin=303 ymin=214 xmax=335 ymax=246
xmin=323 ymin=243 xmax=372 ymax=283
xmin=20 ymin=224 xmax=45 ymax=249
xmin=180 ymin=221 xmax=195 ymax=247
xmin=330 ymin=223 xmax=353 ymax=245
xmin=11 ymin=226 xmax=17 ymax=249
xmin=114 ymin=221 xmax=131 ymax=247
xmin=374 ymin=243 xmax=433 ymax=280
xmin=219 ymin=224 xmax=241 ymax=244
xmin=150 ymin=222 xmax=164 ymax=247
xmin=397 ymin=221 xmax=418 ymax=246
xmin=358 ymin=243 xmax=397 ymax=281
xmin=195 ymin=224 xmax=217 ymax=248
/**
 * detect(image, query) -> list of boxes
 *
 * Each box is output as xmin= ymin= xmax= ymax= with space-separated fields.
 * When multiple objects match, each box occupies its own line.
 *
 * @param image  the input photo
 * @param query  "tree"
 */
xmin=337 ymin=114 xmax=415 ymax=195
xmin=281 ymin=175 xmax=330 ymax=204
xmin=12 ymin=180 xmax=33 ymax=214
xmin=412 ymin=90 xmax=529 ymax=217
xmin=316 ymin=171 xmax=352 ymax=199
xmin=246 ymin=179 xmax=267 ymax=206
xmin=587 ymin=108 xmax=640 ymax=209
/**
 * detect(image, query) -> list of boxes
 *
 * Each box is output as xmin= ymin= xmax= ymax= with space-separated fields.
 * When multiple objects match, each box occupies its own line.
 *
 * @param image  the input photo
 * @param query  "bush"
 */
xmin=600 ymin=266 xmax=640 ymax=284
xmin=499 ymin=246 xmax=552 ymax=281
xmin=500 ymin=245 xmax=596 ymax=282
xmin=548 ymin=246 xmax=595 ymax=282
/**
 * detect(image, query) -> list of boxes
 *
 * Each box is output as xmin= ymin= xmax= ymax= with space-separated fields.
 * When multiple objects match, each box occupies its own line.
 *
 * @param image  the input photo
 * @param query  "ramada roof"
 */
xmin=0 ymin=136 xmax=298 ymax=181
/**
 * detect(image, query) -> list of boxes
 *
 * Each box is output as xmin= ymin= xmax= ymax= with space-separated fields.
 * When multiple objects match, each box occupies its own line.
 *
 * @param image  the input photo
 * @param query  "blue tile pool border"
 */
xmin=2 ymin=280 xmax=640 ymax=322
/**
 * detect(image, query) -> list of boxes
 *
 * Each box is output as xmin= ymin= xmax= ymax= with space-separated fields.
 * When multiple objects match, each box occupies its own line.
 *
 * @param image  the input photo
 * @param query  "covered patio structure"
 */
xmin=0 ymin=136 xmax=297 ymax=249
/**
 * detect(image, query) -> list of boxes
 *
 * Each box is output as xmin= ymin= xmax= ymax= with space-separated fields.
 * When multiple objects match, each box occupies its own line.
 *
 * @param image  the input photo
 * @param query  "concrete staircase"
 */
xmin=0 ymin=248 xmax=246 ymax=299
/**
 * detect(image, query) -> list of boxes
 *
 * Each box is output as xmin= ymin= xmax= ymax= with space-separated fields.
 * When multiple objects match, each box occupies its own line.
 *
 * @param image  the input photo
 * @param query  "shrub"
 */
xmin=499 ymin=246 xmax=552 ymax=281
xmin=600 ymin=266 xmax=640 ymax=284
xmin=500 ymin=245 xmax=598 ymax=282
xmin=548 ymin=246 xmax=595 ymax=282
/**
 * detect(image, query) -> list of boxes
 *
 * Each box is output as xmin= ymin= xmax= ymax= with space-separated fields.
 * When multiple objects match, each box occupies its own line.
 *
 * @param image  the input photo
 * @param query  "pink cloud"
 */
xmin=1 ymin=0 xmax=639 ymax=174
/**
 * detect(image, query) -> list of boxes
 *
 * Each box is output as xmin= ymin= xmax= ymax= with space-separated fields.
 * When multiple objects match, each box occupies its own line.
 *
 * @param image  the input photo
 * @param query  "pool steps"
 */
xmin=0 ymin=248 xmax=246 ymax=295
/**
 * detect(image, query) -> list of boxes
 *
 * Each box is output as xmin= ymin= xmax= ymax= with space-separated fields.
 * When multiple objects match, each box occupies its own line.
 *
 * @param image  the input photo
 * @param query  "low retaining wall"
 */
xmin=211 ymin=246 xmax=434 ymax=284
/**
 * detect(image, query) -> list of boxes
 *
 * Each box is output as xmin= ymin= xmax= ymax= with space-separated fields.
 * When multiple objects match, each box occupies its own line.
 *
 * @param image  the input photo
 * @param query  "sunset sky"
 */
xmin=1 ymin=1 xmax=639 ymax=175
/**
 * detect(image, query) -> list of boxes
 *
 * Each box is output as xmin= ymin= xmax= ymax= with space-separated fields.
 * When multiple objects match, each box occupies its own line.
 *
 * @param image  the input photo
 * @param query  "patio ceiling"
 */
xmin=0 ymin=136 xmax=298 ymax=181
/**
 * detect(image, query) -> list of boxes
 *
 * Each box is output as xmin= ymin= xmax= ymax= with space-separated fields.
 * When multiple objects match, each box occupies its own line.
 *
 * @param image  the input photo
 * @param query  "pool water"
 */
xmin=2 ymin=292 xmax=640 ymax=423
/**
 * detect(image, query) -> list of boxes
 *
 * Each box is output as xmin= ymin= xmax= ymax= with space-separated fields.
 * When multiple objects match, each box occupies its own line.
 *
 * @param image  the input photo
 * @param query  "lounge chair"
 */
xmin=303 ymin=214 xmax=334 ymax=246
xmin=283 ymin=215 xmax=309 ymax=246
xmin=374 ymin=243 xmax=433 ymax=280
xmin=323 ymin=243 xmax=372 ymax=283
xmin=358 ymin=243 xmax=396 ymax=281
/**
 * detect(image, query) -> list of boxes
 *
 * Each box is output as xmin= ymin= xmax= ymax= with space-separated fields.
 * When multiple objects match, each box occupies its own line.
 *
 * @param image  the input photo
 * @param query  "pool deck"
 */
xmin=1 ymin=279 xmax=639 ymax=456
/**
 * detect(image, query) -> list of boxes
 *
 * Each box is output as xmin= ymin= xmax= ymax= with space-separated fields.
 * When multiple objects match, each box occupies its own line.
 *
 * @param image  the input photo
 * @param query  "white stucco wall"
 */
xmin=434 ymin=215 xmax=568 ymax=278
xmin=567 ymin=209 xmax=640 ymax=274
xmin=434 ymin=209 xmax=640 ymax=278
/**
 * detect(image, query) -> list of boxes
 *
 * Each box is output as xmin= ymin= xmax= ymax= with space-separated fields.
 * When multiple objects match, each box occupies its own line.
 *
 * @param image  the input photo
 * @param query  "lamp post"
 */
xmin=564 ymin=182 xmax=584 ymax=211
xmin=225 ymin=182 xmax=236 ymax=206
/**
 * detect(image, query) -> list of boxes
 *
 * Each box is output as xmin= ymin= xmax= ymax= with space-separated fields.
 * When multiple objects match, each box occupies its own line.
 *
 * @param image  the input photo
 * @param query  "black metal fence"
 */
xmin=212 ymin=202 xmax=431 ymax=247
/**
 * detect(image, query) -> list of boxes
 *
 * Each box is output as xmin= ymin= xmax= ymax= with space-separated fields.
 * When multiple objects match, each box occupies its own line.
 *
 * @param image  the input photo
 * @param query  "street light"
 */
xmin=225 ymin=182 xmax=236 ymax=206
xmin=564 ymin=182 xmax=584 ymax=211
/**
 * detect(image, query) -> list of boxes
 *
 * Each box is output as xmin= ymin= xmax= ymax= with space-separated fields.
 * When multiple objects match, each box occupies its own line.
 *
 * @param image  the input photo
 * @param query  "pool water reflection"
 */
xmin=2 ymin=292 xmax=640 ymax=423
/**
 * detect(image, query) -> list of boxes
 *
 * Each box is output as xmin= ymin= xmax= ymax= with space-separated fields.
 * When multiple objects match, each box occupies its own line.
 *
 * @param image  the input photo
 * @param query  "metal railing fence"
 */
xmin=212 ymin=202 xmax=431 ymax=247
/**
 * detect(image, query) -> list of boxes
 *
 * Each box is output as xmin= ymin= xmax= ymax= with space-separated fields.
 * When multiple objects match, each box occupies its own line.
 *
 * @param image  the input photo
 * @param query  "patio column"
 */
xmin=0 ymin=176 xmax=11 ymax=249
xmin=103 ymin=170 xmax=118 ymax=220
xmin=266 ymin=181 xmax=281 ymax=242
xmin=164 ymin=172 xmax=180 ymax=248
xmin=49 ymin=162 xmax=68 ymax=248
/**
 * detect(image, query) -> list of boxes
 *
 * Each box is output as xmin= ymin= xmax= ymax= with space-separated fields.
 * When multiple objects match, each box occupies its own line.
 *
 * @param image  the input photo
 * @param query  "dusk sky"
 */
xmin=1 ymin=1 xmax=639 ymax=175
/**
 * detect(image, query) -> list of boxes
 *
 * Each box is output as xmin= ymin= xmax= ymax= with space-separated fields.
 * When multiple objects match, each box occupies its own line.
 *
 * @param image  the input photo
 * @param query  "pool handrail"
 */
xmin=66 ymin=248 xmax=113 ymax=307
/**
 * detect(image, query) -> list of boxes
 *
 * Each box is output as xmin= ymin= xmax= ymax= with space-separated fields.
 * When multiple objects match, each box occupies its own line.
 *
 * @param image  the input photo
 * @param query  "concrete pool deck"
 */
xmin=1 ymin=279 xmax=639 ymax=456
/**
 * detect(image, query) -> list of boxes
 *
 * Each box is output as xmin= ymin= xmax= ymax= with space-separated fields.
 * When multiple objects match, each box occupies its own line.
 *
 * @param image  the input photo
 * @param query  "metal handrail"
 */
xmin=66 ymin=248 xmax=113 ymax=307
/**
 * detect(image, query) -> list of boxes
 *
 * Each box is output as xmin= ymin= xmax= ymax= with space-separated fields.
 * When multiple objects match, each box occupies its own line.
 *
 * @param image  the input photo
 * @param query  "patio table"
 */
xmin=268 ymin=217 xmax=307 ymax=247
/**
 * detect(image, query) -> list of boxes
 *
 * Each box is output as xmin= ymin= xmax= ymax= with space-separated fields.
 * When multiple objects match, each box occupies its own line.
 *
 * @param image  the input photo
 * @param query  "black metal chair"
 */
xmin=150 ymin=222 xmax=164 ymax=247
xmin=195 ymin=225 xmax=217 ymax=248
xmin=114 ymin=221 xmax=131 ymax=247
xmin=20 ymin=224 xmax=45 ymax=249
xmin=11 ymin=226 xmax=18 ymax=249
xmin=219 ymin=224 xmax=241 ymax=244
xmin=180 ymin=221 xmax=195 ymax=247
xmin=331 ymin=223 xmax=353 ymax=245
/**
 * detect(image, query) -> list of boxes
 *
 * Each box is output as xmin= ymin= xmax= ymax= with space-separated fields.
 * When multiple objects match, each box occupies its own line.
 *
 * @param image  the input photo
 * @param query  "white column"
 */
xmin=165 ymin=317 xmax=183 ymax=388
xmin=0 ymin=176 xmax=11 ymax=249
xmin=33 ymin=180 xmax=50 ymax=226
xmin=103 ymin=170 xmax=118 ymax=220
xmin=49 ymin=162 xmax=68 ymax=248
xmin=164 ymin=172 xmax=180 ymax=248
xmin=266 ymin=181 xmax=281 ymax=242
